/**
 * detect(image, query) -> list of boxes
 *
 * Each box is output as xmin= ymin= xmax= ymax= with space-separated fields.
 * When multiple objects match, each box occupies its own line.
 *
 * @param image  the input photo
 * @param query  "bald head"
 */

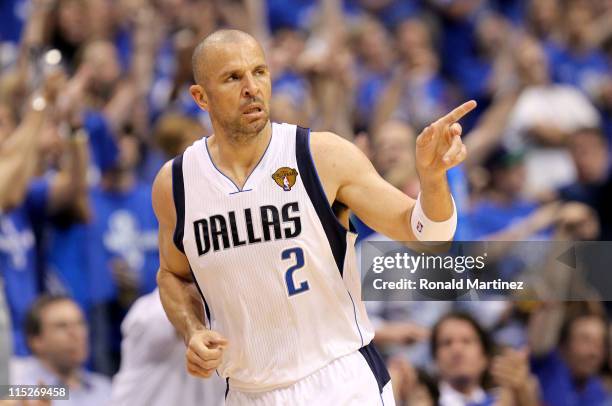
xmin=192 ymin=29 xmax=262 ymax=85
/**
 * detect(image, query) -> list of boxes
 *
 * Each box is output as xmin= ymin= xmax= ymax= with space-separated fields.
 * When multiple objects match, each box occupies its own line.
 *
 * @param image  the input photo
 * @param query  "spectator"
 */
xmin=87 ymin=129 xmax=159 ymax=375
xmin=546 ymin=1 xmax=610 ymax=101
xmin=467 ymin=146 xmax=556 ymax=240
xmin=11 ymin=295 xmax=110 ymax=406
xmin=430 ymin=312 xmax=496 ymax=405
xmin=0 ymin=78 xmax=89 ymax=356
xmin=110 ymin=288 xmax=225 ymax=406
xmin=431 ymin=312 xmax=539 ymax=406
xmin=558 ymin=127 xmax=612 ymax=239
xmin=529 ymin=303 xmax=608 ymax=406
xmin=503 ymin=35 xmax=601 ymax=192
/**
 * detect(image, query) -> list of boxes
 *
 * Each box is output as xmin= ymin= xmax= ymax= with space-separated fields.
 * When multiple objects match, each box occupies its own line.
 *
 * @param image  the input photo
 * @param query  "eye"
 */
xmin=254 ymin=68 xmax=266 ymax=76
xmin=226 ymin=74 xmax=239 ymax=82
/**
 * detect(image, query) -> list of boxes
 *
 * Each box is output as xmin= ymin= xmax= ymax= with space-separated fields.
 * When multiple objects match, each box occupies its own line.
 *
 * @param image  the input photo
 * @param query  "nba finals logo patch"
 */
xmin=272 ymin=167 xmax=298 ymax=191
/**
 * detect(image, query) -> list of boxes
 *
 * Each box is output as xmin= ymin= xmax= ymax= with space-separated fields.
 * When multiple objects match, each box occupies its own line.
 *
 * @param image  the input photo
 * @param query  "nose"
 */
xmin=242 ymin=72 xmax=259 ymax=99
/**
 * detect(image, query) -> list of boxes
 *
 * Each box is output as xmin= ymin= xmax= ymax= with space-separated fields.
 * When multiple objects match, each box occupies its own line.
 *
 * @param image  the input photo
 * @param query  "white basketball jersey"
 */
xmin=172 ymin=123 xmax=374 ymax=392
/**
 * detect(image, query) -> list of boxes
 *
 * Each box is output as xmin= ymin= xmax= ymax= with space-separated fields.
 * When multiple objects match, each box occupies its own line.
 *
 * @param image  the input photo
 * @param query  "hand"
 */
xmin=185 ymin=329 xmax=228 ymax=378
xmin=490 ymin=347 xmax=532 ymax=391
xmin=415 ymin=100 xmax=477 ymax=177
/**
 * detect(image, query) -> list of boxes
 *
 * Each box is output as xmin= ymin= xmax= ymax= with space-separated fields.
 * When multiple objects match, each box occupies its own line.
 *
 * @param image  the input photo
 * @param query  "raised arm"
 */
xmin=312 ymin=100 xmax=477 ymax=242
xmin=0 ymin=101 xmax=47 ymax=211
xmin=152 ymin=161 xmax=227 ymax=378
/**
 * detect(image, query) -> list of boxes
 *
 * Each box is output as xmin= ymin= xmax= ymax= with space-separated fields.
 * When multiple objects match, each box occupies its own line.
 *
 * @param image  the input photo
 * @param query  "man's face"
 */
xmin=435 ymin=319 xmax=488 ymax=386
xmin=373 ymin=122 xmax=415 ymax=188
xmin=493 ymin=163 xmax=526 ymax=197
xmin=31 ymin=300 xmax=88 ymax=372
xmin=564 ymin=316 xmax=606 ymax=380
xmin=192 ymin=39 xmax=271 ymax=139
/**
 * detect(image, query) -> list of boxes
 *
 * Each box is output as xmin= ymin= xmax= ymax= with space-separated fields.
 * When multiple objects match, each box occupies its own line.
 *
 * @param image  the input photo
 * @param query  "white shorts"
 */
xmin=226 ymin=343 xmax=395 ymax=406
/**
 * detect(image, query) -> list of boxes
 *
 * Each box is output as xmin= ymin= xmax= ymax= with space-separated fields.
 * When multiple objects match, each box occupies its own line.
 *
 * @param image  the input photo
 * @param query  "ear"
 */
xmin=190 ymin=84 xmax=209 ymax=111
xmin=28 ymin=335 xmax=43 ymax=355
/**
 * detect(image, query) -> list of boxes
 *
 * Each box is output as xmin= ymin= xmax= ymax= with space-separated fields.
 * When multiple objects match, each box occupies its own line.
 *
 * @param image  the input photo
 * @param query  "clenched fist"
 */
xmin=185 ymin=329 xmax=228 ymax=378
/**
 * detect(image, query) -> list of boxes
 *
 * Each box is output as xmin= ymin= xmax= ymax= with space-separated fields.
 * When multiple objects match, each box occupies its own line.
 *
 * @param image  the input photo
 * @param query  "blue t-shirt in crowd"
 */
xmin=84 ymin=110 xmax=119 ymax=177
xmin=0 ymin=0 xmax=27 ymax=43
xmin=0 ymin=179 xmax=49 ymax=355
xmin=531 ymin=350 xmax=608 ymax=406
xmin=546 ymin=43 xmax=610 ymax=95
xmin=87 ymin=183 xmax=159 ymax=304
xmin=467 ymin=199 xmax=539 ymax=239
xmin=45 ymin=222 xmax=90 ymax=312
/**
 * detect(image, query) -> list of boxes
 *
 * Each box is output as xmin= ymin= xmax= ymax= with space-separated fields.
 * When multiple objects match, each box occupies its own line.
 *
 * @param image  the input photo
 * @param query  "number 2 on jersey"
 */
xmin=281 ymin=247 xmax=309 ymax=296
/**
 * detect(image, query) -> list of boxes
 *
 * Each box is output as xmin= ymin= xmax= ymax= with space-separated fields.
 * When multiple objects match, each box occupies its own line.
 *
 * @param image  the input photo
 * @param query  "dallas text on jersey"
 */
xmin=193 ymin=202 xmax=302 ymax=255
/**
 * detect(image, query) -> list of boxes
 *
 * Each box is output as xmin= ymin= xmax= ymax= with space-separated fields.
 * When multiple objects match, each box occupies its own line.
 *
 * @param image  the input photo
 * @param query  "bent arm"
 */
xmin=153 ymin=161 xmax=207 ymax=344
xmin=310 ymin=132 xmax=420 ymax=241
xmin=0 ymin=106 xmax=46 ymax=211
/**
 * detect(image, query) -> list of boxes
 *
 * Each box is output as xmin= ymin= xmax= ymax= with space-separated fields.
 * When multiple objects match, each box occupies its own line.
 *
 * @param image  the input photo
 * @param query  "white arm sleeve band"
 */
xmin=410 ymin=193 xmax=457 ymax=242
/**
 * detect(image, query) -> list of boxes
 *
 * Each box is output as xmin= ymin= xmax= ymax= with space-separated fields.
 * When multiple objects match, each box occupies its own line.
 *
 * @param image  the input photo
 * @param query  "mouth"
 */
xmin=242 ymin=104 xmax=264 ymax=116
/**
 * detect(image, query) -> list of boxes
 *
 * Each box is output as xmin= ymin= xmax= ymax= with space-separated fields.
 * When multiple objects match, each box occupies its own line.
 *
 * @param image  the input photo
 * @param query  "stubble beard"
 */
xmin=222 ymin=111 xmax=269 ymax=144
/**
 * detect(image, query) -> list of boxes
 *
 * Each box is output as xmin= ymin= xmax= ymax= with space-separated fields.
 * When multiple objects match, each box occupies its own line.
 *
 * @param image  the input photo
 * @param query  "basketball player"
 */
xmin=153 ymin=29 xmax=476 ymax=405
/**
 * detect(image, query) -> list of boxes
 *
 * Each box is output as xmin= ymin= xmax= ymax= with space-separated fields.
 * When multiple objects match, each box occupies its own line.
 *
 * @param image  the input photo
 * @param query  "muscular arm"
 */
xmin=310 ymin=101 xmax=476 ymax=242
xmin=310 ymin=132 xmax=417 ymax=241
xmin=152 ymin=161 xmax=206 ymax=343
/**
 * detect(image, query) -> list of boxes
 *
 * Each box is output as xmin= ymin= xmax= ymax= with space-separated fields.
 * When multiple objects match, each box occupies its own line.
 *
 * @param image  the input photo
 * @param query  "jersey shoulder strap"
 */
xmin=295 ymin=127 xmax=349 ymax=275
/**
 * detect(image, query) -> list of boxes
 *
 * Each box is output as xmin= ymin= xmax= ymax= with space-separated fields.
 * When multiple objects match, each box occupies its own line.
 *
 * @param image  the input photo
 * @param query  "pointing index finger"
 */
xmin=440 ymin=100 xmax=477 ymax=125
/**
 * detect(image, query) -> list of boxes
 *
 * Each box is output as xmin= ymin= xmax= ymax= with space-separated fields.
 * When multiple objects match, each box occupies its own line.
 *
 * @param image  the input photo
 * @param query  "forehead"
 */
xmin=438 ymin=319 xmax=478 ymax=339
xmin=41 ymin=301 xmax=82 ymax=322
xmin=202 ymin=40 xmax=266 ymax=78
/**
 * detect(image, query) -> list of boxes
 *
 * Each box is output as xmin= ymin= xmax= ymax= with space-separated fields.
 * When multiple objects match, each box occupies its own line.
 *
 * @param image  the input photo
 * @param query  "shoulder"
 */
xmin=309 ymin=131 xmax=357 ymax=154
xmin=151 ymin=159 xmax=177 ymax=224
xmin=308 ymin=131 xmax=371 ymax=172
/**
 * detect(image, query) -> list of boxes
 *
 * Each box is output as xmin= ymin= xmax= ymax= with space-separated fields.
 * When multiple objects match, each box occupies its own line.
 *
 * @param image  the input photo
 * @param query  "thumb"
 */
xmin=206 ymin=331 xmax=229 ymax=348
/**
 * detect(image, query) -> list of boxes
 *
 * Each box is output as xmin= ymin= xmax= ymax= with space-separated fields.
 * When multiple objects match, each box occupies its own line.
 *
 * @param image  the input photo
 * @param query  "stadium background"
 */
xmin=0 ymin=0 xmax=611 ymax=405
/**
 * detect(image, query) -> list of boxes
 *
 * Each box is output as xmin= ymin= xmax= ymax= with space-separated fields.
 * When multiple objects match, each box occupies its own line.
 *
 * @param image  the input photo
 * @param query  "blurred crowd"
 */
xmin=0 ymin=0 xmax=611 ymax=405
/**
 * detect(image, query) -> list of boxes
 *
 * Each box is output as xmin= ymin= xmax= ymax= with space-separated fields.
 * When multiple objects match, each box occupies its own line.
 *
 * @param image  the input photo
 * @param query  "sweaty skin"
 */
xmin=153 ymin=29 xmax=475 ymax=379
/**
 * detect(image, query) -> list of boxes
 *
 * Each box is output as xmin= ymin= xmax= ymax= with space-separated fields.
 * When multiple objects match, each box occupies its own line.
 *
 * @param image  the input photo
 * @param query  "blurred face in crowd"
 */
xmin=568 ymin=129 xmax=609 ymax=184
xmin=29 ymin=300 xmax=89 ymax=374
xmin=0 ymin=104 xmax=16 ymax=143
xmin=563 ymin=316 xmax=606 ymax=380
xmin=515 ymin=38 xmax=549 ymax=86
xmin=57 ymin=0 xmax=89 ymax=45
xmin=491 ymin=163 xmax=526 ymax=197
xmin=528 ymin=0 xmax=560 ymax=38
xmin=355 ymin=18 xmax=394 ymax=71
xmin=116 ymin=133 xmax=141 ymax=172
xmin=476 ymin=13 xmax=510 ymax=56
xmin=83 ymin=41 xmax=122 ymax=98
xmin=397 ymin=18 xmax=432 ymax=62
xmin=565 ymin=4 xmax=592 ymax=47
xmin=373 ymin=121 xmax=416 ymax=189
xmin=435 ymin=318 xmax=488 ymax=388
xmin=190 ymin=32 xmax=271 ymax=139
xmin=38 ymin=122 xmax=64 ymax=169
xmin=269 ymin=30 xmax=305 ymax=81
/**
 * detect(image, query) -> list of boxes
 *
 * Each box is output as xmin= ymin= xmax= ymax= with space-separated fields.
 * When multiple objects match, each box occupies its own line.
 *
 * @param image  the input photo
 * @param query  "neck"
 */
xmin=102 ymin=170 xmax=135 ymax=192
xmin=40 ymin=358 xmax=81 ymax=388
xmin=207 ymin=120 xmax=272 ymax=189
xmin=489 ymin=189 xmax=517 ymax=205
xmin=445 ymin=378 xmax=480 ymax=397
